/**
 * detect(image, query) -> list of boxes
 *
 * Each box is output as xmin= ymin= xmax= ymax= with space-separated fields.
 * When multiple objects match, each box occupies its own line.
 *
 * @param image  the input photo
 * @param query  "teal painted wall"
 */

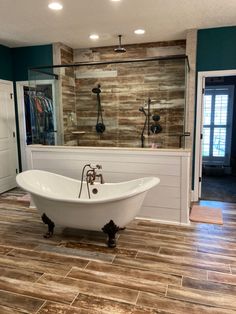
xmin=8 ymin=44 xmax=53 ymax=171
xmin=197 ymin=26 xmax=236 ymax=71
xmin=12 ymin=44 xmax=53 ymax=81
xmin=0 ymin=44 xmax=53 ymax=81
xmin=0 ymin=44 xmax=13 ymax=80
xmin=193 ymin=26 xmax=236 ymax=189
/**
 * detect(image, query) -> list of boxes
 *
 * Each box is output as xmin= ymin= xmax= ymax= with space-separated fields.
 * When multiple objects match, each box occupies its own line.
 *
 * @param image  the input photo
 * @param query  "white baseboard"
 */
xmin=135 ymin=216 xmax=191 ymax=226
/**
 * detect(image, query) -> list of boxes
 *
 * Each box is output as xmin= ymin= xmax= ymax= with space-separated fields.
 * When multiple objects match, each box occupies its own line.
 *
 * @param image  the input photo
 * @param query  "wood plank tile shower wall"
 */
xmin=62 ymin=41 xmax=186 ymax=148
xmin=60 ymin=45 xmax=77 ymax=145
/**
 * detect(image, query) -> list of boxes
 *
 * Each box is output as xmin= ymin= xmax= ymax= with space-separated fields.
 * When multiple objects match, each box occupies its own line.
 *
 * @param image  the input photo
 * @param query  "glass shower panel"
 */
xmin=75 ymin=63 xmax=120 ymax=147
xmin=28 ymin=55 xmax=188 ymax=149
xmin=74 ymin=58 xmax=187 ymax=149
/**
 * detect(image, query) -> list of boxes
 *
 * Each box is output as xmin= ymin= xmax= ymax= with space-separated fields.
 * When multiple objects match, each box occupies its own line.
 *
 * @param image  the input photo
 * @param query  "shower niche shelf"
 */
xmin=71 ymin=131 xmax=86 ymax=135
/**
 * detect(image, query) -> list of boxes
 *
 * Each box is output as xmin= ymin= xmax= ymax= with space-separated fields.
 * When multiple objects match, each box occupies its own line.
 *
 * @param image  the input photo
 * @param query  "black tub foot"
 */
xmin=102 ymin=220 xmax=125 ymax=248
xmin=41 ymin=213 xmax=55 ymax=238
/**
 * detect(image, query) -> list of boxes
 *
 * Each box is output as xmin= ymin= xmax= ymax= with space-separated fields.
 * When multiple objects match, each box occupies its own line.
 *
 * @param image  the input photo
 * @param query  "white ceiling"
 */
xmin=0 ymin=0 xmax=235 ymax=49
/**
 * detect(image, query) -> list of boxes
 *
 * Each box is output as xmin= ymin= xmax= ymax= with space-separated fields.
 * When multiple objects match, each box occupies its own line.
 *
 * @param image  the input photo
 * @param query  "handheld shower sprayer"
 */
xmin=92 ymin=84 xmax=105 ymax=134
xmin=139 ymin=106 xmax=148 ymax=148
xmin=139 ymin=107 xmax=147 ymax=116
xmin=139 ymin=98 xmax=162 ymax=148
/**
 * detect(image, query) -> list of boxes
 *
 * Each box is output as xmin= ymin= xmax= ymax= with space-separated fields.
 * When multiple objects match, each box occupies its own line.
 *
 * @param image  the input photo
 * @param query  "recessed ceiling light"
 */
xmin=110 ymin=0 xmax=121 ymax=2
xmin=89 ymin=34 xmax=99 ymax=40
xmin=48 ymin=2 xmax=63 ymax=10
xmin=134 ymin=29 xmax=146 ymax=35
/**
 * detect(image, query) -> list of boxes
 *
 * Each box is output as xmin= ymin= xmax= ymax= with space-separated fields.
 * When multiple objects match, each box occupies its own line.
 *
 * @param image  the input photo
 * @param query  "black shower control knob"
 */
xmin=151 ymin=124 xmax=162 ymax=134
xmin=152 ymin=115 xmax=160 ymax=122
xmin=96 ymin=123 xmax=106 ymax=133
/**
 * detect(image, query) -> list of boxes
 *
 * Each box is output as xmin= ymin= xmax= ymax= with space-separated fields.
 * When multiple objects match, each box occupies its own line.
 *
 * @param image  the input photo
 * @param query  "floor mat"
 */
xmin=190 ymin=205 xmax=223 ymax=225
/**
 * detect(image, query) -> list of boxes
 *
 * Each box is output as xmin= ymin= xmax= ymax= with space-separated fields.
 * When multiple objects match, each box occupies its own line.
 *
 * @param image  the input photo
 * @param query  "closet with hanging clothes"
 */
xmin=24 ymin=84 xmax=56 ymax=145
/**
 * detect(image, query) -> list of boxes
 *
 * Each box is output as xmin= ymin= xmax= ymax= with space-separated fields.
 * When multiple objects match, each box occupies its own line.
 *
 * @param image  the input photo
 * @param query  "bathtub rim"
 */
xmin=16 ymin=170 xmax=160 ymax=205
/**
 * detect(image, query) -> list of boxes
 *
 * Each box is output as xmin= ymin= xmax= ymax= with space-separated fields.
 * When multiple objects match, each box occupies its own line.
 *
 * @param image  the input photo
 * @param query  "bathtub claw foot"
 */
xmin=41 ymin=213 xmax=55 ymax=238
xmin=102 ymin=220 xmax=125 ymax=248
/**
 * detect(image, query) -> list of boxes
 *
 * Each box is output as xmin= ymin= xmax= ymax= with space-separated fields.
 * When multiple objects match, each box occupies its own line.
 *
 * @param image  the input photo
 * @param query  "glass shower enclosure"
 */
xmin=28 ymin=55 xmax=189 ymax=149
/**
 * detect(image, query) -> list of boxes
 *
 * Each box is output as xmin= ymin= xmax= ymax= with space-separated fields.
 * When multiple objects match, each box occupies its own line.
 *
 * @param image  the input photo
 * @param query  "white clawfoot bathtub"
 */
xmin=16 ymin=170 xmax=159 ymax=246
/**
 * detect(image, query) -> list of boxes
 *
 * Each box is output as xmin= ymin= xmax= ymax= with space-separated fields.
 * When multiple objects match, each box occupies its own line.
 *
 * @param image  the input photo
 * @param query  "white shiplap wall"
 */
xmin=26 ymin=146 xmax=191 ymax=224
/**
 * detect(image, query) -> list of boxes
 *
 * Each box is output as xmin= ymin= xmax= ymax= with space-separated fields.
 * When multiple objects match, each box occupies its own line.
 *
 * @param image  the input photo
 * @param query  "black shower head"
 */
xmin=114 ymin=35 xmax=126 ymax=53
xmin=92 ymin=85 xmax=101 ymax=94
xmin=139 ymin=107 xmax=147 ymax=116
xmin=114 ymin=47 xmax=127 ymax=53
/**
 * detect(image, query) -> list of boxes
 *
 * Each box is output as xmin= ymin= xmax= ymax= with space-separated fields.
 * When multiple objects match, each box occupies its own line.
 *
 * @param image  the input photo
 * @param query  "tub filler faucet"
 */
xmin=95 ymin=173 xmax=105 ymax=184
xmin=78 ymin=164 xmax=105 ymax=198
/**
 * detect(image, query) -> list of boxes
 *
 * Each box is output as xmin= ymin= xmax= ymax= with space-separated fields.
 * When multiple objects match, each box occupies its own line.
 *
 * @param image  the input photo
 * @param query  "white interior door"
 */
xmin=16 ymin=81 xmax=29 ymax=171
xmin=0 ymin=80 xmax=18 ymax=193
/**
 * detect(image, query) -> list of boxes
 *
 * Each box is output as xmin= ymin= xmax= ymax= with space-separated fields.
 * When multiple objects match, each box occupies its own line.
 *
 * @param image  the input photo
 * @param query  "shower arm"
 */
xmin=96 ymin=93 xmax=104 ymax=124
xmin=118 ymin=35 xmax=121 ymax=47
xmin=139 ymin=98 xmax=152 ymax=147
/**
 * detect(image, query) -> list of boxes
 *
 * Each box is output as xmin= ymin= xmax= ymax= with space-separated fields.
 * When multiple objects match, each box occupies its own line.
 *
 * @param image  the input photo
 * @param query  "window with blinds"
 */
xmin=202 ymin=86 xmax=234 ymax=166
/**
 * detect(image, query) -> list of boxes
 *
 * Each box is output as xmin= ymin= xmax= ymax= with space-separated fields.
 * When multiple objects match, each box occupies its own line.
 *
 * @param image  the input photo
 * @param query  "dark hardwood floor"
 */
xmin=0 ymin=190 xmax=236 ymax=313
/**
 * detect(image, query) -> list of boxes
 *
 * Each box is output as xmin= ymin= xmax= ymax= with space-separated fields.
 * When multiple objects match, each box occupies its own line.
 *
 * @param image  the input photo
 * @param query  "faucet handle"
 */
xmin=89 ymin=164 xmax=102 ymax=170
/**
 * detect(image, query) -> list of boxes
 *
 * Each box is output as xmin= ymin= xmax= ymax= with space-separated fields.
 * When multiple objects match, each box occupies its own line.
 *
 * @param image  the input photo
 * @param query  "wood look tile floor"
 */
xmin=0 ymin=192 xmax=236 ymax=313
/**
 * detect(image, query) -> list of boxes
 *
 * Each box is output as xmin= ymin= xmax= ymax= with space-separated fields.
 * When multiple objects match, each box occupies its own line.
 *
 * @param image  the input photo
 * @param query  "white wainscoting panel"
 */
xmin=26 ymin=146 xmax=191 ymax=224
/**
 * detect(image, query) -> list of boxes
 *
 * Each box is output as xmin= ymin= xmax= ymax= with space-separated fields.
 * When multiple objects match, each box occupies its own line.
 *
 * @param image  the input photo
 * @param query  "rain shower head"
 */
xmin=114 ymin=35 xmax=126 ymax=53
xmin=114 ymin=47 xmax=126 ymax=53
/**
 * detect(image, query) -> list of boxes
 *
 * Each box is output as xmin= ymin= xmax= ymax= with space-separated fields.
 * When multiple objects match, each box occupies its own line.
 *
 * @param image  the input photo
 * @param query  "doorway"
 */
xmin=201 ymin=76 xmax=236 ymax=202
xmin=193 ymin=70 xmax=236 ymax=202
xmin=16 ymin=80 xmax=57 ymax=171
